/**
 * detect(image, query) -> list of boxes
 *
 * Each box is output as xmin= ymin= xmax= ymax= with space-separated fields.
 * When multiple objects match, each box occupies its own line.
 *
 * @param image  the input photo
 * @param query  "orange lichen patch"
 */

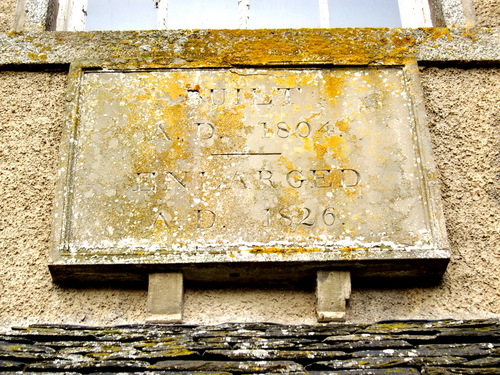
xmin=186 ymin=84 xmax=201 ymax=91
xmin=304 ymin=112 xmax=321 ymax=122
xmin=149 ymin=211 xmax=174 ymax=241
xmin=193 ymin=28 xmax=418 ymax=66
xmin=27 ymin=52 xmax=47 ymax=61
xmin=9 ymin=27 xmax=488 ymax=69
xmin=248 ymin=246 xmax=322 ymax=256
xmin=301 ymin=136 xmax=314 ymax=152
xmin=323 ymin=74 xmax=345 ymax=99
xmin=135 ymin=72 xmax=187 ymax=103
xmin=460 ymin=29 xmax=479 ymax=41
xmin=338 ymin=246 xmax=367 ymax=259
xmin=390 ymin=34 xmax=414 ymax=48
xmin=335 ymin=119 xmax=350 ymax=132
xmin=422 ymin=27 xmax=453 ymax=41
xmin=314 ymin=135 xmax=346 ymax=160
xmin=343 ymin=188 xmax=357 ymax=199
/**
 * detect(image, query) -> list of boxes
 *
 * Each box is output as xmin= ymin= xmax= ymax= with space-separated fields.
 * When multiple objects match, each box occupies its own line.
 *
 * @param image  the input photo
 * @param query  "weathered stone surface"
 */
xmin=56 ymin=341 xmax=198 ymax=361
xmin=308 ymin=369 xmax=421 ymax=374
xmin=27 ymin=359 xmax=150 ymax=371
xmin=141 ymin=340 xmax=232 ymax=351
xmin=316 ymin=271 xmax=351 ymax=322
xmin=351 ymin=343 xmax=493 ymax=358
xmin=204 ymin=349 xmax=346 ymax=360
xmin=464 ymin=357 xmax=500 ymax=367
xmin=320 ymin=339 xmax=413 ymax=350
xmin=437 ymin=328 xmax=500 ymax=340
xmin=362 ymin=319 xmax=499 ymax=333
xmin=415 ymin=343 xmax=495 ymax=356
xmin=0 ymin=28 xmax=498 ymax=66
xmin=359 ymin=321 xmax=445 ymax=334
xmin=0 ymin=341 xmax=55 ymax=354
xmin=51 ymin=64 xmax=449 ymax=282
xmin=9 ymin=327 xmax=98 ymax=341
xmin=146 ymin=273 xmax=184 ymax=324
xmin=422 ymin=367 xmax=500 ymax=374
xmin=0 ymin=360 xmax=25 ymax=371
xmin=231 ymin=338 xmax=316 ymax=350
xmin=315 ymin=355 xmax=467 ymax=369
xmin=0 ymin=320 xmax=497 ymax=373
xmin=314 ymin=357 xmax=412 ymax=369
xmin=152 ymin=359 xmax=305 ymax=372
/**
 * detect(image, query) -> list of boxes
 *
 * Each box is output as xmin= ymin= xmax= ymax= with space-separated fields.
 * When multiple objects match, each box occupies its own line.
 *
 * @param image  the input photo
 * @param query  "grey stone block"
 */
xmin=146 ymin=273 xmax=184 ymax=324
xmin=316 ymin=271 xmax=351 ymax=322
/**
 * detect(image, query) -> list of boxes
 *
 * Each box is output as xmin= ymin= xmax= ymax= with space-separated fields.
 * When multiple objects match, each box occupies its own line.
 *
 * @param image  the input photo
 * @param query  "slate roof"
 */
xmin=0 ymin=319 xmax=498 ymax=374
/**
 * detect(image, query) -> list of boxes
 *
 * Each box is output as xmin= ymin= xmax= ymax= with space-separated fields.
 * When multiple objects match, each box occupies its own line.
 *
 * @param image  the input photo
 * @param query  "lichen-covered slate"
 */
xmin=1 ymin=319 xmax=498 ymax=373
xmin=50 ymin=63 xmax=449 ymax=281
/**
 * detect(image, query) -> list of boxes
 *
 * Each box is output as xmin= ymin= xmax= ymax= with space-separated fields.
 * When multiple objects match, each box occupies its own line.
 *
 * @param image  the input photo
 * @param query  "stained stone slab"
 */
xmin=50 ymin=62 xmax=449 ymax=282
xmin=1 ymin=320 xmax=499 ymax=374
xmin=26 ymin=359 xmax=151 ymax=371
xmin=204 ymin=349 xmax=346 ymax=360
xmin=151 ymin=359 xmax=305 ymax=372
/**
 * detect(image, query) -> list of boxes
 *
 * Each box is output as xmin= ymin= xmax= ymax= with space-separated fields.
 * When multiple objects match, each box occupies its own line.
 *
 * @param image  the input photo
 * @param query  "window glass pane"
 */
xmin=168 ymin=0 xmax=239 ymax=29
xmin=86 ymin=0 xmax=158 ymax=31
xmin=248 ymin=0 xmax=321 ymax=28
xmin=329 ymin=0 xmax=401 ymax=27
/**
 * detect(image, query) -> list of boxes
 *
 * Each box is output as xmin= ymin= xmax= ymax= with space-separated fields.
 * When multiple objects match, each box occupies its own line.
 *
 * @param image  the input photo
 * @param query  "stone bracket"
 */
xmin=146 ymin=273 xmax=184 ymax=324
xmin=316 ymin=270 xmax=351 ymax=322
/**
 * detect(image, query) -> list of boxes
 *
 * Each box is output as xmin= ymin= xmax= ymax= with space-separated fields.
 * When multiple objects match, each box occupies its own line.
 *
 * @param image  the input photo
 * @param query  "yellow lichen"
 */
xmin=248 ymin=246 xmax=322 ymax=256
xmin=27 ymin=52 xmax=47 ymax=61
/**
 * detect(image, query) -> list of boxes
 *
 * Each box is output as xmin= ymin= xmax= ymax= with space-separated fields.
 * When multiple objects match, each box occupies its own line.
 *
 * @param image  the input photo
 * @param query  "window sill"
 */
xmin=1 ymin=27 xmax=498 ymax=67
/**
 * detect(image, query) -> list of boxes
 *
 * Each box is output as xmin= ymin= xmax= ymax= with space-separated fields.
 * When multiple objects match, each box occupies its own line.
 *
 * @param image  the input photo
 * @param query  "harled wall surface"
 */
xmin=473 ymin=0 xmax=500 ymax=26
xmin=0 ymin=2 xmax=498 ymax=326
xmin=0 ymin=67 xmax=497 ymax=326
xmin=0 ymin=0 xmax=16 ymax=32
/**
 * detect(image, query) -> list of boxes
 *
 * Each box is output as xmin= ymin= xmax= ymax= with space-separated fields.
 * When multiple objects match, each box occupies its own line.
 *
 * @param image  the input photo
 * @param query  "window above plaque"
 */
xmin=55 ymin=0 xmax=433 ymax=31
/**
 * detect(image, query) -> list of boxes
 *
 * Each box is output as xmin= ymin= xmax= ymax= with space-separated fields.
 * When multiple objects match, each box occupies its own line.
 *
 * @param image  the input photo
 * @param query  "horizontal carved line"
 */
xmin=211 ymin=152 xmax=282 ymax=156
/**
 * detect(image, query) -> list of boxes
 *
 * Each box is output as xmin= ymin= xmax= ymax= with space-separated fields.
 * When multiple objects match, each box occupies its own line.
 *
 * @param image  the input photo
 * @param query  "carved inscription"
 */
xmin=131 ymin=113 xmax=361 ymax=231
xmin=66 ymin=68 xmax=438 ymax=253
xmin=134 ymin=168 xmax=360 ymax=191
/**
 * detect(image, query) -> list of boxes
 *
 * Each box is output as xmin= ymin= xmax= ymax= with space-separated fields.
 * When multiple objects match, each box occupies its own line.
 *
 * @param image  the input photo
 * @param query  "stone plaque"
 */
xmin=51 ymin=65 xmax=449 ymax=282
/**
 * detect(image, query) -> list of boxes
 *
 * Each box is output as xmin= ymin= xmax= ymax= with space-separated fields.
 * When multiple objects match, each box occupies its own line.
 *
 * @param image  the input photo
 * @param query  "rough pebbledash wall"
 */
xmin=0 ymin=67 xmax=498 ymax=326
xmin=0 ymin=0 xmax=16 ymax=32
xmin=473 ymin=0 xmax=500 ymax=26
xmin=0 ymin=1 xmax=498 ymax=326
xmin=347 ymin=67 xmax=500 ymax=323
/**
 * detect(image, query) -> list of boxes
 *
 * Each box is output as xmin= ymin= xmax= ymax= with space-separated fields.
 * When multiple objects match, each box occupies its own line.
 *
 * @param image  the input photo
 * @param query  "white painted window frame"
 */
xmin=398 ymin=0 xmax=433 ymax=27
xmin=56 ymin=0 xmax=86 ymax=31
xmin=15 ymin=0 xmax=475 ymax=32
xmin=56 ymin=0 xmax=432 ymax=31
xmin=56 ymin=0 xmax=166 ymax=31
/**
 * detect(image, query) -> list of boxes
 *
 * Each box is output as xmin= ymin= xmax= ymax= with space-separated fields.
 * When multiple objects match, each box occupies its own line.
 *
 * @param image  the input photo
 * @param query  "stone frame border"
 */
xmin=47 ymin=60 xmax=450 ymax=284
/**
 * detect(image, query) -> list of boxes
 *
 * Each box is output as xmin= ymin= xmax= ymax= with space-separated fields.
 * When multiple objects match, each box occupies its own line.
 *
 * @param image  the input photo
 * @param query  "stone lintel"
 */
xmin=146 ymin=273 xmax=184 ymax=324
xmin=0 ymin=28 xmax=498 ymax=67
xmin=316 ymin=270 xmax=351 ymax=322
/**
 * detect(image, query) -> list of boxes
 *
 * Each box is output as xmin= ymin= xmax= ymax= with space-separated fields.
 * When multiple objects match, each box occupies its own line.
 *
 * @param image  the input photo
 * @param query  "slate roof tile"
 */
xmin=0 ymin=319 xmax=497 ymax=373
